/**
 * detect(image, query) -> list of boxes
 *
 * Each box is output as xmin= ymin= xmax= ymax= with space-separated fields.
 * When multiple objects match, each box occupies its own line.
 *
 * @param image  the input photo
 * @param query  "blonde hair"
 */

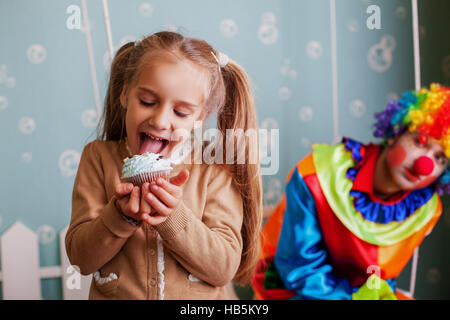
xmin=97 ymin=31 xmax=263 ymax=285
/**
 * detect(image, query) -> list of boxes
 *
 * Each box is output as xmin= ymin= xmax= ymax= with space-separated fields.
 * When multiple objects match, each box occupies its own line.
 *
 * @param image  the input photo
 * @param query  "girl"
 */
xmin=252 ymin=84 xmax=450 ymax=300
xmin=66 ymin=31 xmax=263 ymax=300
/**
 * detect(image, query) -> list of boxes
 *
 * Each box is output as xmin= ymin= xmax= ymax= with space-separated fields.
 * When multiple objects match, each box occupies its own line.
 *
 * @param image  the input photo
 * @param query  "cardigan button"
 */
xmin=149 ymin=249 xmax=156 ymax=256
xmin=150 ymin=278 xmax=156 ymax=286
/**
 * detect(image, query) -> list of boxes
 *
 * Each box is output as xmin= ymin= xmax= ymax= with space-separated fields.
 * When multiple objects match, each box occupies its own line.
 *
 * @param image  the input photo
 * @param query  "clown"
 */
xmin=252 ymin=83 xmax=450 ymax=300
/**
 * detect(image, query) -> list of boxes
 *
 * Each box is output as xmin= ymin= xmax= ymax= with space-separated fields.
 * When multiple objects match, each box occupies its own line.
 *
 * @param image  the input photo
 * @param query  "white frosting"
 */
xmin=122 ymin=152 xmax=173 ymax=178
xmin=157 ymin=233 xmax=165 ymax=300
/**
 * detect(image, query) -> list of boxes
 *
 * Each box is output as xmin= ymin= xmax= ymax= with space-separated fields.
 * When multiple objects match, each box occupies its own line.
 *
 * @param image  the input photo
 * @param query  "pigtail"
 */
xmin=97 ymin=42 xmax=135 ymax=141
xmin=218 ymin=60 xmax=263 ymax=285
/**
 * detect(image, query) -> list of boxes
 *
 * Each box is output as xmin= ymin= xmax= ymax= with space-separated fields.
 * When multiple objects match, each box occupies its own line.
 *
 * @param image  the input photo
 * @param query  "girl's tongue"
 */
xmin=139 ymin=134 xmax=163 ymax=154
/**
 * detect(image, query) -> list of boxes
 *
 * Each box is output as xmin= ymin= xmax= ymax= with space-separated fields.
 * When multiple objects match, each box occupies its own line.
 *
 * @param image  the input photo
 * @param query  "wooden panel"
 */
xmin=0 ymin=222 xmax=41 ymax=299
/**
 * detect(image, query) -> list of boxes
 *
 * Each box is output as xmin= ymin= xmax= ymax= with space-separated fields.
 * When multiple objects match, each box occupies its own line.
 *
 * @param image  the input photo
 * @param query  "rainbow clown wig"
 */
xmin=373 ymin=83 xmax=450 ymax=195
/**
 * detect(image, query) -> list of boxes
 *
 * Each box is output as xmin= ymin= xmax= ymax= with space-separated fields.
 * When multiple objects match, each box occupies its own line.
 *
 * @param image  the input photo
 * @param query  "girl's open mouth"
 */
xmin=139 ymin=132 xmax=169 ymax=154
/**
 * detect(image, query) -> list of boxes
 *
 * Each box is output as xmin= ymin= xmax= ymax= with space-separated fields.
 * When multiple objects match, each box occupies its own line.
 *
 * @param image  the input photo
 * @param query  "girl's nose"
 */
xmin=413 ymin=155 xmax=434 ymax=176
xmin=149 ymin=107 xmax=170 ymax=130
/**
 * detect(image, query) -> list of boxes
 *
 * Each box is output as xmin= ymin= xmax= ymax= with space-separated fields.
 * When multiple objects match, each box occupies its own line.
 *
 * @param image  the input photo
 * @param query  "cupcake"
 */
xmin=121 ymin=152 xmax=173 ymax=186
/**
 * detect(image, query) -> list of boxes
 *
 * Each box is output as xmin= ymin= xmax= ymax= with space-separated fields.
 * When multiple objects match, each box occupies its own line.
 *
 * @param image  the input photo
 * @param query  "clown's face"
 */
xmin=385 ymin=131 xmax=448 ymax=191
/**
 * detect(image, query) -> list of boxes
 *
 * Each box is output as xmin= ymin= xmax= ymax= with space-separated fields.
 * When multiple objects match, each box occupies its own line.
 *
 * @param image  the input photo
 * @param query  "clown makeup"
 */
xmin=385 ymin=131 xmax=448 ymax=191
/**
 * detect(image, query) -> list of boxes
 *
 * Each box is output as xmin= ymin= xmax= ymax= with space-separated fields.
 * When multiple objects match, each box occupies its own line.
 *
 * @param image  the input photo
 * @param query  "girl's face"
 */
xmin=386 ymin=131 xmax=448 ymax=191
xmin=120 ymin=54 xmax=209 ymax=158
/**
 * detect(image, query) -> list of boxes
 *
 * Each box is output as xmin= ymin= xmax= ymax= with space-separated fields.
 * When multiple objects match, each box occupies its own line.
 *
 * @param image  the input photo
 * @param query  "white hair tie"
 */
xmin=211 ymin=51 xmax=229 ymax=70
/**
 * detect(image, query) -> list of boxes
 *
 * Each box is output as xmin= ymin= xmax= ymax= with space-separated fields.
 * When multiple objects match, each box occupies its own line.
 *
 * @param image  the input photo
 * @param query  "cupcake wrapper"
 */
xmin=122 ymin=170 xmax=171 ymax=186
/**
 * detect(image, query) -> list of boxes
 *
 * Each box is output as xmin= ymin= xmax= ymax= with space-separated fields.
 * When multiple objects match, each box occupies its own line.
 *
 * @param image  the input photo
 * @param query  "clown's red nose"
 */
xmin=413 ymin=156 xmax=434 ymax=176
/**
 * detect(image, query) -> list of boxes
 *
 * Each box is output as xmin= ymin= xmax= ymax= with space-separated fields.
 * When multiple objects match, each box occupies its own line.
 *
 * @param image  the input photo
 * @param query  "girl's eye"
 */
xmin=140 ymin=100 xmax=156 ymax=107
xmin=174 ymin=109 xmax=188 ymax=117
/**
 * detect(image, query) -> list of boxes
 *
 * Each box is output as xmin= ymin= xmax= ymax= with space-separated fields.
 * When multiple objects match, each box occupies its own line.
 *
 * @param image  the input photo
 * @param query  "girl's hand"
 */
xmin=114 ymin=182 xmax=141 ymax=221
xmin=139 ymin=169 xmax=190 ymax=226
xmin=140 ymin=182 xmax=153 ymax=217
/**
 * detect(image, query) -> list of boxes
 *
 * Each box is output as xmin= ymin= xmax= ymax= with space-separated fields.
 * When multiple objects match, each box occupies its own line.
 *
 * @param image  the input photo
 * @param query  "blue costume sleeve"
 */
xmin=273 ymin=168 xmax=352 ymax=300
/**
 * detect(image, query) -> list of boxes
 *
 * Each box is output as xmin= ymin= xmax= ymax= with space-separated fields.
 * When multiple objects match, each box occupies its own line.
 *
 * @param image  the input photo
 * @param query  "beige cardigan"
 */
xmin=66 ymin=140 xmax=244 ymax=299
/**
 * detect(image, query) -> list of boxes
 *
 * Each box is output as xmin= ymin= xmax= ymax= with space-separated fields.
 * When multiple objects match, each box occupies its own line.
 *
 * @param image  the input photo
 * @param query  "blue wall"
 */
xmin=0 ymin=0 xmax=449 ymax=299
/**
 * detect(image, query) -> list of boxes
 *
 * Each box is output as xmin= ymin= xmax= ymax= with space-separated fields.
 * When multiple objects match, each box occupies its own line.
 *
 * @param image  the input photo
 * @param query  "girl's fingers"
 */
xmin=140 ymin=183 xmax=152 ymax=214
xmin=155 ymin=178 xmax=182 ymax=199
xmin=141 ymin=213 xmax=168 ymax=226
xmin=146 ymin=192 xmax=171 ymax=217
xmin=114 ymin=182 xmax=134 ymax=199
xmin=127 ymin=186 xmax=140 ymax=215
xmin=148 ymin=183 xmax=178 ymax=208
xmin=169 ymin=169 xmax=190 ymax=187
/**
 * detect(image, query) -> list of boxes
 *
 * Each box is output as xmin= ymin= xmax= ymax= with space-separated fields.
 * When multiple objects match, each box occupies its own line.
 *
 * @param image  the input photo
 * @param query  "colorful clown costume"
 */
xmin=252 ymin=138 xmax=442 ymax=300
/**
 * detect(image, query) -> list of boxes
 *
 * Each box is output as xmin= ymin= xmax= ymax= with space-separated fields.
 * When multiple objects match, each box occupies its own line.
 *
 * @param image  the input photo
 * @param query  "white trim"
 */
xmin=93 ymin=271 xmax=118 ymax=285
xmin=188 ymin=274 xmax=202 ymax=282
xmin=156 ymin=233 xmax=165 ymax=300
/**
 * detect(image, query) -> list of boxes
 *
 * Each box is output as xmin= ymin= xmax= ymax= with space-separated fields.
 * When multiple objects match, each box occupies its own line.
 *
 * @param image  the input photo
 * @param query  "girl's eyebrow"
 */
xmin=137 ymin=86 xmax=198 ymax=108
xmin=138 ymin=86 xmax=157 ymax=95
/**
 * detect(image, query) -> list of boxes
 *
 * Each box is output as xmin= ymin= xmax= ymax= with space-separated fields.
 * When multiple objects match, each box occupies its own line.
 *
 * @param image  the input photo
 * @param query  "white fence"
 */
xmin=0 ymin=222 xmax=92 ymax=300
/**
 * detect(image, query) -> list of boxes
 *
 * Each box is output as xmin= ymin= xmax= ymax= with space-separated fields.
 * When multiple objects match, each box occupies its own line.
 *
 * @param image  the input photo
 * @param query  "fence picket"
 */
xmin=0 ymin=222 xmax=41 ymax=299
